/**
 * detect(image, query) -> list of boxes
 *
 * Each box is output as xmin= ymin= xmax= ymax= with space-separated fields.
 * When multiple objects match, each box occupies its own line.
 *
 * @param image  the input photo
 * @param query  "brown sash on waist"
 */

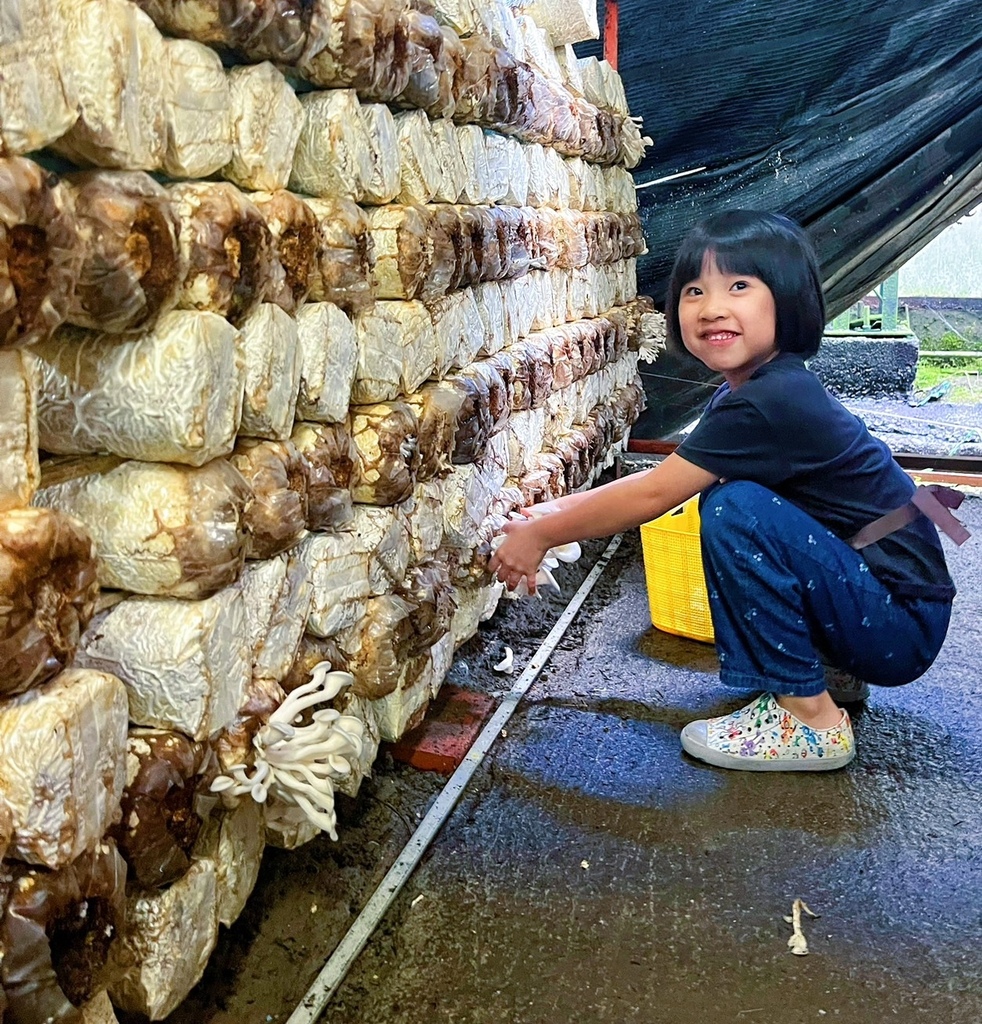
xmin=849 ymin=484 xmax=972 ymax=550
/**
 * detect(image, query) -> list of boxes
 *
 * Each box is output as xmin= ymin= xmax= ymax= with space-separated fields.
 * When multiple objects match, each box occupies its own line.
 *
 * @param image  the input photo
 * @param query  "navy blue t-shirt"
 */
xmin=677 ymin=353 xmax=955 ymax=602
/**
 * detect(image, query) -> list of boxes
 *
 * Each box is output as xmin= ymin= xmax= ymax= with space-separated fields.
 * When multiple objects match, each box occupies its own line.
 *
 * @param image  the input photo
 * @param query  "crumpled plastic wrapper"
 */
xmin=509 ymin=334 xmax=555 ymax=411
xmin=136 ymin=0 xmax=330 ymax=64
xmin=352 ymin=299 xmax=436 ymax=402
xmin=298 ymin=503 xmax=410 ymax=637
xmin=170 ymin=181 xmax=273 ymax=324
xmin=406 ymin=479 xmax=445 ymax=562
xmin=223 ymin=63 xmax=304 ymax=193
xmin=393 ymin=109 xmax=443 ymax=205
xmin=107 ymin=857 xmax=219 ymax=1020
xmin=365 ymin=203 xmax=432 ymax=302
xmin=35 ymin=454 xmax=250 ymax=599
xmin=494 ymin=206 xmax=534 ymax=279
xmin=604 ymin=165 xmax=639 ymax=213
xmin=331 ymin=688 xmax=380 ymax=798
xmin=0 ymin=0 xmax=77 ymax=157
xmin=406 ymin=379 xmax=466 ymax=478
xmin=0 ymin=157 xmax=81 ymax=347
xmin=33 ymin=310 xmax=244 ymax=466
xmin=291 ymin=421 xmax=355 ymax=532
xmin=397 ymin=11 xmax=456 ymax=119
xmin=358 ymin=103 xmax=402 ymax=206
xmin=79 ymin=990 xmax=120 ymax=1023
xmin=238 ymin=552 xmax=312 ymax=686
xmin=334 ymin=593 xmax=421 ymax=700
xmin=161 ymin=39 xmax=233 ymax=179
xmin=505 ymin=407 xmax=547 ymax=478
xmin=290 ymin=89 xmax=374 ymax=201
xmin=191 ymin=797 xmax=264 ymax=927
xmin=65 ymin=170 xmax=184 ymax=334
xmin=481 ymin=131 xmax=512 ymax=206
xmin=468 ymin=280 xmax=505 ymax=358
xmin=0 ymin=507 xmax=98 ymax=698
xmin=0 ymin=840 xmax=127 ymax=1024
xmin=305 ymin=196 xmax=375 ymax=313
xmin=0 ymin=668 xmax=127 ymax=868
xmin=229 ymin=438 xmax=309 ymax=560
xmin=0 ymin=348 xmax=39 ymax=512
xmin=428 ymin=120 xmax=467 ymax=204
xmin=450 ymin=581 xmax=503 ymax=649
xmin=212 ymin=674 xmax=286 ymax=777
xmin=236 ymin=303 xmax=301 ymax=441
xmin=53 ymin=0 xmax=167 ymax=171
xmin=77 ymin=587 xmax=250 ymax=742
xmin=108 ymin=729 xmax=208 ymax=889
xmin=249 ymin=190 xmax=317 ymax=314
xmin=350 ymin=402 xmax=421 ymax=506
xmin=453 ymin=125 xmax=491 ymax=206
xmin=427 ymin=287 xmax=481 ymax=373
xmin=294 ymin=301 xmax=357 ymax=425
xmin=460 ymin=357 xmax=511 ymax=434
xmin=279 ymin=633 xmax=345 ymax=696
xmin=442 ymin=433 xmax=508 ymax=549
xmin=300 ymin=0 xmax=410 ymax=100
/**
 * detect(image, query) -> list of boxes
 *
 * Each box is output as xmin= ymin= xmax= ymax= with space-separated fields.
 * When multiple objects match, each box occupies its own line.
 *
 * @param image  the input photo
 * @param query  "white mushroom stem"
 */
xmin=784 ymin=898 xmax=818 ymax=956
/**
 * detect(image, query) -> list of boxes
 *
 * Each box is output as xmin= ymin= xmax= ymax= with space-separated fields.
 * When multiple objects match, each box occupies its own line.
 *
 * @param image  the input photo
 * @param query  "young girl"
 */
xmin=489 ymin=210 xmax=958 ymax=772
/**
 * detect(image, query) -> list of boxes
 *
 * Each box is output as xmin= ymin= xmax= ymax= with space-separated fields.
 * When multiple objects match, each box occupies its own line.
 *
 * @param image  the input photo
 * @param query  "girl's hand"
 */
xmin=488 ymin=515 xmax=550 ymax=595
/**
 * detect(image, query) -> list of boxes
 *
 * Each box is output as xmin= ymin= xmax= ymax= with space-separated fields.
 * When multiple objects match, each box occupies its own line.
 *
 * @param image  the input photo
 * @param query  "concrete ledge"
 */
xmin=809 ymin=335 xmax=919 ymax=398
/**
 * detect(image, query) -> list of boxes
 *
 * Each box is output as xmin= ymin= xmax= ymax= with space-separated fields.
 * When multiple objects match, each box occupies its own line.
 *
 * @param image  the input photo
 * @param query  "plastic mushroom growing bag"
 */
xmin=290 ymin=89 xmax=375 ymax=202
xmin=228 ymin=437 xmax=310 ymax=560
xmin=250 ymin=189 xmax=318 ymax=315
xmin=161 ymin=38 xmax=233 ymax=179
xmin=34 ymin=454 xmax=251 ymax=599
xmin=294 ymin=301 xmax=359 ymax=424
xmin=0 ymin=0 xmax=78 ymax=157
xmin=349 ymin=401 xmax=421 ymax=506
xmin=235 ymin=302 xmax=302 ymax=441
xmin=357 ymin=102 xmax=402 ymax=206
xmin=0 ymin=347 xmax=40 ymax=513
xmin=0 ymin=156 xmax=81 ymax=348
xmin=108 ymin=728 xmax=209 ymax=890
xmin=305 ymin=196 xmax=375 ymax=313
xmin=224 ymin=62 xmax=305 ymax=193
xmin=0 ymin=840 xmax=127 ymax=1024
xmin=238 ymin=551 xmax=313 ymax=687
xmin=0 ymin=506 xmax=99 ymax=698
xmin=170 ymin=181 xmax=273 ymax=325
xmin=290 ymin=420 xmax=356 ymax=532
xmin=351 ymin=299 xmax=437 ymax=403
xmin=0 ymin=668 xmax=128 ymax=868
xmin=52 ymin=0 xmax=167 ymax=171
xmin=106 ymin=857 xmax=219 ymax=1021
xmin=76 ymin=587 xmax=250 ymax=742
xmin=31 ymin=310 xmax=245 ymax=466
xmin=65 ymin=170 xmax=185 ymax=334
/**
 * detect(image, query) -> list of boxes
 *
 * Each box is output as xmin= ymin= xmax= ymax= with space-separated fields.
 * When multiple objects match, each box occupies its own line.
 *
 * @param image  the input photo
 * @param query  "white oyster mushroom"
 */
xmin=210 ymin=662 xmax=364 ymax=840
xmin=491 ymin=511 xmax=583 ymax=598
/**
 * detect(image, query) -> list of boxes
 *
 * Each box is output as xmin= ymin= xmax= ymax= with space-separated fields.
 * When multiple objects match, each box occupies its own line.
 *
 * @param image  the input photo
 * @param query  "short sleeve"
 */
xmin=676 ymin=398 xmax=794 ymax=487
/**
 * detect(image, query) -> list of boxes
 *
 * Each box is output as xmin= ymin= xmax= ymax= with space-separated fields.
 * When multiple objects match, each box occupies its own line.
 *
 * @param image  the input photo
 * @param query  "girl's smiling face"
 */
xmin=678 ymin=253 xmax=780 ymax=390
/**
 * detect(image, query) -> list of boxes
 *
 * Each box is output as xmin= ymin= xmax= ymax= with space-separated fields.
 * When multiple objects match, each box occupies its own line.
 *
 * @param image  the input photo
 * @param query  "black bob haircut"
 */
xmin=665 ymin=210 xmax=826 ymax=359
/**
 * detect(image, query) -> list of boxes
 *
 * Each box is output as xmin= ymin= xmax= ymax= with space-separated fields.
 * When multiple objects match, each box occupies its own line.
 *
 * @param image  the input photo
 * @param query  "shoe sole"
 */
xmin=680 ymin=731 xmax=856 ymax=772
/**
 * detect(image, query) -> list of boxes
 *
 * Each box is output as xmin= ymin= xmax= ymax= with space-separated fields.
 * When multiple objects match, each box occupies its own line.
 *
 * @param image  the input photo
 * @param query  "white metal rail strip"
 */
xmin=287 ymin=533 xmax=624 ymax=1024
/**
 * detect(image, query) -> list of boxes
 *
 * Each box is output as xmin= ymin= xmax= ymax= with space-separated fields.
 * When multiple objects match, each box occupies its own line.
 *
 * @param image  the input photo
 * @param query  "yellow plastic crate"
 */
xmin=639 ymin=498 xmax=715 ymax=644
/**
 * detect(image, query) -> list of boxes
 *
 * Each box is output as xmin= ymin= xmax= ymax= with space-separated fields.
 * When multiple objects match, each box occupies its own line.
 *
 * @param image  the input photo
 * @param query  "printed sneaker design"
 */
xmin=680 ymin=693 xmax=855 ymax=771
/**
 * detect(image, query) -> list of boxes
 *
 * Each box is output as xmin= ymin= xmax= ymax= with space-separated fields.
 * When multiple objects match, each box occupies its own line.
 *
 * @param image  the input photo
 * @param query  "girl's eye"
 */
xmin=732 ymin=280 xmax=749 ymax=291
xmin=684 ymin=285 xmax=702 ymax=296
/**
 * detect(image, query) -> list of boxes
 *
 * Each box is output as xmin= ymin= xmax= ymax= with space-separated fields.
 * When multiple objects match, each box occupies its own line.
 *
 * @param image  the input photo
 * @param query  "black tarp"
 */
xmin=620 ymin=0 xmax=982 ymax=312
xmin=602 ymin=0 xmax=982 ymax=432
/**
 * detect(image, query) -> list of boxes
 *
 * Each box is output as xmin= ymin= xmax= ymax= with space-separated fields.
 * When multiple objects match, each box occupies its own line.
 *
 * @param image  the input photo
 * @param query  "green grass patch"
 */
xmin=914 ymin=357 xmax=982 ymax=403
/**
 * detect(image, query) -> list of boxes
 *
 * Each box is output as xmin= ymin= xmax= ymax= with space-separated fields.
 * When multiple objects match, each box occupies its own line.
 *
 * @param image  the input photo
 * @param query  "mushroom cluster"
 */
xmin=210 ymin=662 xmax=364 ymax=840
xmin=491 ymin=510 xmax=582 ymax=597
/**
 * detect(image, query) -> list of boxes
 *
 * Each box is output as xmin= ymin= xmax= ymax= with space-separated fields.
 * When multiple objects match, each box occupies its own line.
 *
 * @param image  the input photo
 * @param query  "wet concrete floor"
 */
xmin=168 ymin=494 xmax=982 ymax=1024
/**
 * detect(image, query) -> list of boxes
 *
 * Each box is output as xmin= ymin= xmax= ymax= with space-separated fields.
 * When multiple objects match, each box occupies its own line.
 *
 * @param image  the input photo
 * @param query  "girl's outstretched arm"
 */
xmin=489 ymin=454 xmax=718 ymax=592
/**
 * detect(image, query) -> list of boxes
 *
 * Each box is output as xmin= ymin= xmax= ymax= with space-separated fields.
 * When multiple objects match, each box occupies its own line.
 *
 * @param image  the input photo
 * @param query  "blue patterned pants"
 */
xmin=699 ymin=481 xmax=952 ymax=697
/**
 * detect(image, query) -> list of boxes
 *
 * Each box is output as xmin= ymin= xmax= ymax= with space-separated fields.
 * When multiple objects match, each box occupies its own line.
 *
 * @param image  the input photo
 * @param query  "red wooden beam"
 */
xmin=603 ymin=0 xmax=619 ymax=70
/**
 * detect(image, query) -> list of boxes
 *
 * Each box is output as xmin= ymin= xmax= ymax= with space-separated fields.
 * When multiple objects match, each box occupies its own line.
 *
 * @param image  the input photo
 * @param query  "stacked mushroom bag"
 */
xmin=0 ymin=0 xmax=657 ymax=1016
